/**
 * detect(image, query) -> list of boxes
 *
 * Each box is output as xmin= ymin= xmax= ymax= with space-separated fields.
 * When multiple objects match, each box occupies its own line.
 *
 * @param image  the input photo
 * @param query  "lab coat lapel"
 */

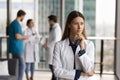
xmin=65 ymin=38 xmax=73 ymax=54
xmin=63 ymin=39 xmax=75 ymax=68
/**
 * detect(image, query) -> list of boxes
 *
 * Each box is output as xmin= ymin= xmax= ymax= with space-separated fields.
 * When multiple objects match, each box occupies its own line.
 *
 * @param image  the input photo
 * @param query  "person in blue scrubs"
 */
xmin=8 ymin=10 xmax=29 ymax=80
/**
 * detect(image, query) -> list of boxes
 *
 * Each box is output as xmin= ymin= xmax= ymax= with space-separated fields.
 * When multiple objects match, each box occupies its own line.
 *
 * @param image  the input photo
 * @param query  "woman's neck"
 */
xmin=28 ymin=27 xmax=33 ymax=29
xmin=69 ymin=34 xmax=76 ymax=44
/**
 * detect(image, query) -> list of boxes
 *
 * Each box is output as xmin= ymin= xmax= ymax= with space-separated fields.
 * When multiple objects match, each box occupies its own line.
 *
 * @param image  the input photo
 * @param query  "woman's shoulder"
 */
xmin=56 ymin=40 xmax=65 ymax=45
xmin=85 ymin=40 xmax=94 ymax=47
xmin=55 ymin=38 xmax=69 ymax=46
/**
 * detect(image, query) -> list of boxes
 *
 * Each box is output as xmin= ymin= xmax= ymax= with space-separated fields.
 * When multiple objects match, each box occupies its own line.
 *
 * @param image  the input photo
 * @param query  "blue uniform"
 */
xmin=8 ymin=19 xmax=24 ymax=54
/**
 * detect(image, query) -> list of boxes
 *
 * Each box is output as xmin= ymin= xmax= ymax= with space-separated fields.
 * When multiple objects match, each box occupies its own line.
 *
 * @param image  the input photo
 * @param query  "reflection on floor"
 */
xmin=23 ymin=71 xmax=117 ymax=80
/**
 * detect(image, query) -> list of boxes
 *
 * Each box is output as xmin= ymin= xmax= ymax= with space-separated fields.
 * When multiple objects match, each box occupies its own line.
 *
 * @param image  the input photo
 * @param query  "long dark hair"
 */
xmin=62 ymin=11 xmax=87 ymax=40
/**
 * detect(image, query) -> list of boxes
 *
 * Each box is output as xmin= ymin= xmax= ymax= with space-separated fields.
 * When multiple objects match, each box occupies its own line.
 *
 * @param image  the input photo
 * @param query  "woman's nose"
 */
xmin=78 ymin=24 xmax=81 ymax=29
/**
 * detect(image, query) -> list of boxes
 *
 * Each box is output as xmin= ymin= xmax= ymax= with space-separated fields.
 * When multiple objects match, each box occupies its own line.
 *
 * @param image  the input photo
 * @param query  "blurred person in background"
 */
xmin=24 ymin=19 xmax=40 ymax=80
xmin=8 ymin=10 xmax=29 ymax=80
xmin=42 ymin=15 xmax=62 ymax=80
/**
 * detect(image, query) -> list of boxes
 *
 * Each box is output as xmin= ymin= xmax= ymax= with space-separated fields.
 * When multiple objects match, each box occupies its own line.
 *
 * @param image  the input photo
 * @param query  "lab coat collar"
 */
xmin=65 ymin=38 xmax=87 ymax=51
xmin=27 ymin=27 xmax=34 ymax=31
xmin=52 ymin=23 xmax=59 ymax=29
xmin=69 ymin=38 xmax=79 ymax=47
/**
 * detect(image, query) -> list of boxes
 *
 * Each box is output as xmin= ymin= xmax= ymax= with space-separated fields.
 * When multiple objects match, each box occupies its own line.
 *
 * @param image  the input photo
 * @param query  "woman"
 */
xmin=24 ymin=19 xmax=40 ymax=80
xmin=53 ymin=11 xmax=95 ymax=80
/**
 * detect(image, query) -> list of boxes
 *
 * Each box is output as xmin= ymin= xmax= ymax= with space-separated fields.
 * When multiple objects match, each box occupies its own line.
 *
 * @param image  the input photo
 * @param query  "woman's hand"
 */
xmin=87 ymin=71 xmax=95 ymax=76
xmin=76 ymin=34 xmax=85 ymax=50
xmin=81 ymin=71 xmax=95 ymax=76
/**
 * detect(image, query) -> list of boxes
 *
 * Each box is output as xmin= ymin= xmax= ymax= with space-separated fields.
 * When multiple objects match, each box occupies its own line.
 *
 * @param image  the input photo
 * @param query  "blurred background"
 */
xmin=0 ymin=0 xmax=120 ymax=80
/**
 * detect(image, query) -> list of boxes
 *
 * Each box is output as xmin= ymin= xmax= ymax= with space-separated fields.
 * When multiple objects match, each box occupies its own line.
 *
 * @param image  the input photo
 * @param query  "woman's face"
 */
xmin=69 ymin=16 xmax=85 ymax=36
xmin=28 ymin=20 xmax=34 ymax=28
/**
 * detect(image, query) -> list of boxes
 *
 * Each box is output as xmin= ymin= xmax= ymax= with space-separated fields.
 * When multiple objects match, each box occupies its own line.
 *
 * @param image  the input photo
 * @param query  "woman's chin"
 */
xmin=76 ymin=32 xmax=82 ymax=35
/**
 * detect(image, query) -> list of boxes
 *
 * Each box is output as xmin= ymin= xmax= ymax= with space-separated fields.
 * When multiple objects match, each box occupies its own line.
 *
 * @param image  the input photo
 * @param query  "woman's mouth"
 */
xmin=77 ymin=29 xmax=81 ymax=32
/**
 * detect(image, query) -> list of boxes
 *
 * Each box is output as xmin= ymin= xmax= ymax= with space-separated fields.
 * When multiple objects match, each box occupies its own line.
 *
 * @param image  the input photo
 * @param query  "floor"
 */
xmin=23 ymin=71 xmax=117 ymax=80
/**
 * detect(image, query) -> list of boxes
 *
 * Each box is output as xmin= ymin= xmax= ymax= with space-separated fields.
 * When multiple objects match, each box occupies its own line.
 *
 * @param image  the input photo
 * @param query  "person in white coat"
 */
xmin=42 ymin=15 xmax=62 ymax=80
xmin=24 ymin=19 xmax=40 ymax=80
xmin=53 ymin=11 xmax=95 ymax=80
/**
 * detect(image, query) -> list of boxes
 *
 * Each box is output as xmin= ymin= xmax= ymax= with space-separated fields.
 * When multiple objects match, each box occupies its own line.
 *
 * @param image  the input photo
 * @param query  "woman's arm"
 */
xmin=78 ymin=41 xmax=95 ymax=73
xmin=53 ymin=42 xmax=95 ymax=80
xmin=81 ymin=70 xmax=95 ymax=76
xmin=23 ymin=30 xmax=30 ymax=44
xmin=24 ymin=30 xmax=40 ymax=44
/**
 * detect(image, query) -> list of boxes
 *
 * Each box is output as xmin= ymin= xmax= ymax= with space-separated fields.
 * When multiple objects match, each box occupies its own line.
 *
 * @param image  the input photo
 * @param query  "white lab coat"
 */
xmin=46 ymin=23 xmax=62 ymax=65
xmin=24 ymin=28 xmax=40 ymax=63
xmin=53 ymin=38 xmax=95 ymax=80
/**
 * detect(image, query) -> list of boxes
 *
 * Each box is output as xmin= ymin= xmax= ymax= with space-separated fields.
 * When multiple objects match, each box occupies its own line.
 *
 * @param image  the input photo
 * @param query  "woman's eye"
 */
xmin=80 ymin=22 xmax=84 ymax=25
